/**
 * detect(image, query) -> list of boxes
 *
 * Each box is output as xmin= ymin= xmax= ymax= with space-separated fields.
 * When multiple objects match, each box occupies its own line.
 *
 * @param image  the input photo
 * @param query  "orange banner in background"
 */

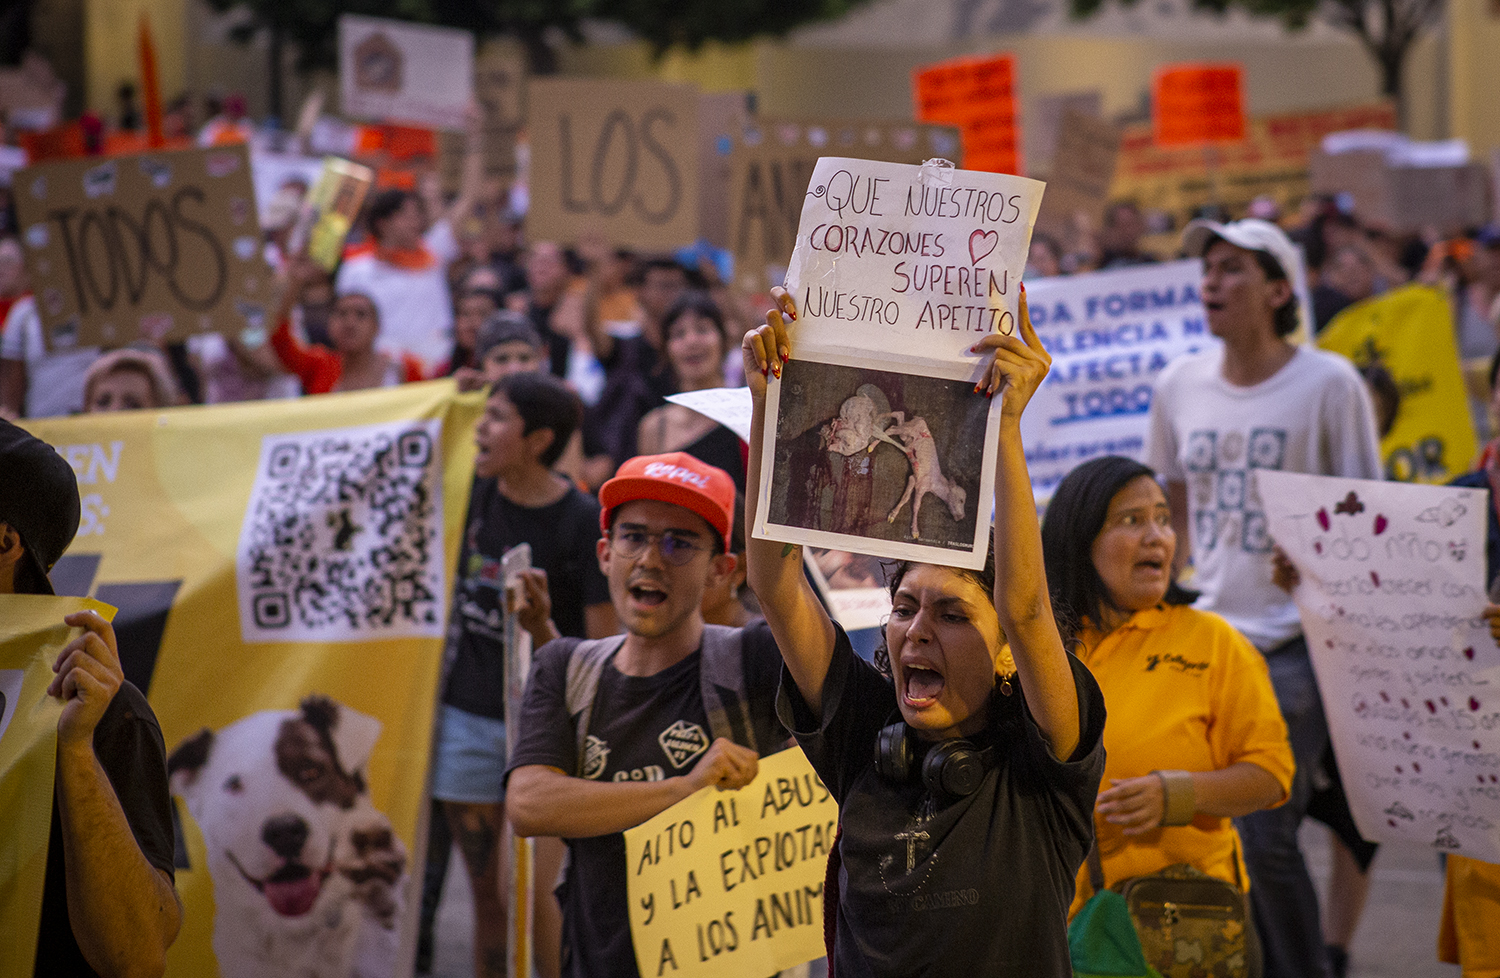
xmin=913 ymin=53 xmax=1021 ymax=174
xmin=1152 ymin=63 xmax=1246 ymax=148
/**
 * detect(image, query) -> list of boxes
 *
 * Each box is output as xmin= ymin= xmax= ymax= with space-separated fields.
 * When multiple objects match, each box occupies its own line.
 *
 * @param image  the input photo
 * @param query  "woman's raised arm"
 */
xmin=743 ymin=289 xmax=839 ymax=715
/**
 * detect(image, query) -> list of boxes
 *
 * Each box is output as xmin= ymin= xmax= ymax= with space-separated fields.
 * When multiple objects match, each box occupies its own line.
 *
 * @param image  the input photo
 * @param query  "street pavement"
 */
xmin=427 ymin=823 xmax=1460 ymax=977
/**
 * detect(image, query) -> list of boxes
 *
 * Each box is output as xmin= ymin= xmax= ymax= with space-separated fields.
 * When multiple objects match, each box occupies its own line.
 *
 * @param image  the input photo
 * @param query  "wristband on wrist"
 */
xmin=1153 ymin=769 xmax=1197 ymax=826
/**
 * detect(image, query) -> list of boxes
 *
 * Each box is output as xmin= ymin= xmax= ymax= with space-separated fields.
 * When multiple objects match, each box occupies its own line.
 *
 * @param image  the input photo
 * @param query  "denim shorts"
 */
xmin=431 ymin=705 xmax=508 ymax=805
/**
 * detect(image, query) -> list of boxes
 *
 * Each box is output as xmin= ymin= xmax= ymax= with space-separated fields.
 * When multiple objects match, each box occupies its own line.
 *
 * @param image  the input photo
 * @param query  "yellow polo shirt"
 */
xmin=1068 ymin=604 xmax=1295 ymax=916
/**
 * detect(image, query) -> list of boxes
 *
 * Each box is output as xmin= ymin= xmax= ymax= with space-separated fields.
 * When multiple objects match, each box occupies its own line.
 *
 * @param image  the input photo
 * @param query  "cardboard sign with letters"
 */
xmin=339 ymin=14 xmax=474 ymax=131
xmin=13 ymin=145 xmax=276 ymax=352
xmin=1034 ymin=109 xmax=1122 ymax=249
xmin=439 ymin=41 xmax=527 ymax=188
xmin=727 ymin=119 xmax=962 ymax=294
xmin=527 ymin=78 xmax=701 ymax=250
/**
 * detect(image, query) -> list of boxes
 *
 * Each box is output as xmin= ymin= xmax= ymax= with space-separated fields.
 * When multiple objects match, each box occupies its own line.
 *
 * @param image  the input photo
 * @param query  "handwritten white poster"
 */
xmin=338 ymin=15 xmax=474 ymax=131
xmin=754 ymin=157 xmax=1044 ymax=568
xmin=1259 ymin=471 xmax=1500 ymax=862
xmin=1021 ymin=260 xmax=1219 ymax=501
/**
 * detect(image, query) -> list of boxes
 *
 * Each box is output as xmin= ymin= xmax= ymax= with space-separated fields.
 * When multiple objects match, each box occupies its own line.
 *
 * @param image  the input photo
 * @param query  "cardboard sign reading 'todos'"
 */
xmin=14 ymin=145 xmax=276 ymax=352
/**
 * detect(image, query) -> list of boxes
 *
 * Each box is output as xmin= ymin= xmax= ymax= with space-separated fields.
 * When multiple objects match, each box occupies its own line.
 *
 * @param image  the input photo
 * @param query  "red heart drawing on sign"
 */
xmin=969 ymin=229 xmax=999 ymax=265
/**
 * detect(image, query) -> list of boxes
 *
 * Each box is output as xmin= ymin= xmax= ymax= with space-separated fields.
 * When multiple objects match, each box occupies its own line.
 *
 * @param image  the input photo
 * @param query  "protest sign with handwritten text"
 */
xmin=913 ymin=53 xmax=1021 ymax=175
xmin=753 ymin=157 xmax=1042 ymax=568
xmin=1020 ymin=261 xmax=1217 ymax=501
xmin=625 ymin=748 xmax=837 ymax=978
xmin=726 ymin=118 xmax=960 ymax=294
xmin=1152 ymin=63 xmax=1246 ymax=148
xmin=1260 ymin=472 xmax=1500 ymax=862
xmin=14 ymin=145 xmax=274 ymax=352
xmin=528 ymin=78 xmax=700 ymax=250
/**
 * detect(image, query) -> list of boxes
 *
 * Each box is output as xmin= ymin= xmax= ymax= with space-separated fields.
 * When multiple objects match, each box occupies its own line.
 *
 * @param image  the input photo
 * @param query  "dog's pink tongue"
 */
xmin=907 ymin=669 xmax=944 ymax=701
xmin=264 ymin=875 xmax=320 ymax=917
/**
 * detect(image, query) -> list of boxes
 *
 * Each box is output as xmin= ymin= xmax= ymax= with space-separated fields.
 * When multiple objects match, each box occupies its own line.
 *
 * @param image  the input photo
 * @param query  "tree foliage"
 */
xmin=1068 ymin=0 xmax=1442 ymax=109
xmin=204 ymin=0 xmax=876 ymax=76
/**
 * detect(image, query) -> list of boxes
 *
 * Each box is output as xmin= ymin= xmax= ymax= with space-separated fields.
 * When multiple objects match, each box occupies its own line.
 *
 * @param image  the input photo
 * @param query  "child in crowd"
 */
xmin=82 ymin=348 xmax=181 ymax=412
xmin=433 ymin=371 xmax=615 ymax=978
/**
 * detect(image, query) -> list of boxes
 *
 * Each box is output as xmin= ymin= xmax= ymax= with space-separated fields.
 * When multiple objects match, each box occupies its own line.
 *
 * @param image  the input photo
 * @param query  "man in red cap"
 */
xmin=505 ymin=452 xmax=786 ymax=978
xmin=0 ymin=419 xmax=180 ymax=977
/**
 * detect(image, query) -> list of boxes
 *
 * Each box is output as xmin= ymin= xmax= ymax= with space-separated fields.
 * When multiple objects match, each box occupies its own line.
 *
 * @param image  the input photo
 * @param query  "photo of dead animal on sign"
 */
xmin=766 ymin=356 xmax=991 ymax=562
xmin=752 ymin=156 xmax=1043 ymax=567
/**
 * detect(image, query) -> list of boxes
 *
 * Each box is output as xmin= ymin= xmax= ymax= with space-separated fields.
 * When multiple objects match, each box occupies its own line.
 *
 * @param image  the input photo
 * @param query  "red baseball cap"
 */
xmin=599 ymin=453 xmax=736 ymax=552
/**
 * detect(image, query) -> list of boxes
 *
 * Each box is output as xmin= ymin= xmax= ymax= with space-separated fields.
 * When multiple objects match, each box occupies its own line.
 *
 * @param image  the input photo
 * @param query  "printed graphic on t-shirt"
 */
xmin=1185 ymin=426 xmax=1286 ymax=555
xmin=880 ymin=811 xmax=938 ymax=897
xmin=582 ymin=734 xmax=610 ymax=779
xmin=657 ymin=720 xmax=709 ymax=769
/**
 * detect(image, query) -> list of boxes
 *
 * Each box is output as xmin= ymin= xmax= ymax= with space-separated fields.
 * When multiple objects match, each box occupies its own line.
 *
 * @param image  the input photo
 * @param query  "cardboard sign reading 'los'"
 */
xmin=625 ymin=748 xmax=837 ymax=978
xmin=14 ymin=145 xmax=274 ymax=352
xmin=339 ymin=14 xmax=474 ymax=131
xmin=1260 ymin=472 xmax=1500 ymax=863
xmin=528 ymin=78 xmax=700 ymax=250
xmin=754 ymin=157 xmax=1042 ymax=568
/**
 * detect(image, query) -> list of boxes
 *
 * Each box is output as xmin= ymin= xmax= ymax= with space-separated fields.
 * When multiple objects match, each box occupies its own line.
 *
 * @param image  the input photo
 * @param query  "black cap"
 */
xmin=0 ymin=420 xmax=80 ymax=595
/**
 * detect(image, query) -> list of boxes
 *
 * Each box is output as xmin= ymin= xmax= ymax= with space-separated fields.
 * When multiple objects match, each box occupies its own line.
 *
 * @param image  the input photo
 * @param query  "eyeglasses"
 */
xmin=610 ymin=527 xmax=710 ymax=566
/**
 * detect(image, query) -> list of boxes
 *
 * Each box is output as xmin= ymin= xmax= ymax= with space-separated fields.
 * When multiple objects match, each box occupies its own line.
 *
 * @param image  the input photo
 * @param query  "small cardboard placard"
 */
xmin=913 ymin=53 xmax=1021 ymax=175
xmin=339 ymin=14 xmax=474 ymax=131
xmin=527 ymin=78 xmax=701 ymax=250
xmin=439 ymin=40 xmax=527 ymax=188
xmin=1034 ymin=109 xmax=1122 ymax=250
xmin=753 ymin=157 xmax=1043 ymax=568
xmin=726 ymin=118 xmax=961 ymax=294
xmin=1152 ymin=63 xmax=1246 ymax=148
xmin=13 ymin=145 xmax=275 ymax=351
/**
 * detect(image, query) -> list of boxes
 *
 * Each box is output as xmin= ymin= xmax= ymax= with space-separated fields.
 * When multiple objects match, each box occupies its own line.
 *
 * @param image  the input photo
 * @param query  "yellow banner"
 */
xmin=24 ymin=381 xmax=483 ymax=978
xmin=0 ymin=595 xmax=112 ymax=978
xmin=625 ymin=747 xmax=838 ymax=978
xmin=1317 ymin=285 xmax=1479 ymax=483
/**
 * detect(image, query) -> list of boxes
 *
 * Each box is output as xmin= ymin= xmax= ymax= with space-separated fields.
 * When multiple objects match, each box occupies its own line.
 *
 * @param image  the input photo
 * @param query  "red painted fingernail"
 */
xmin=761 ymin=364 xmax=769 ymax=377
xmin=986 ymin=389 xmax=995 ymax=399
xmin=780 ymin=351 xmax=789 ymax=363
xmin=1020 ymin=282 xmax=1026 ymax=293
xmin=973 ymin=383 xmax=982 ymax=393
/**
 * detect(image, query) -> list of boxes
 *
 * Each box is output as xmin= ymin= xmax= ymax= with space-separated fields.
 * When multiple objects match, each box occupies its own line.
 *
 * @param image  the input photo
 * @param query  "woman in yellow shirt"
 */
xmin=1040 ymin=455 xmax=1295 ymax=925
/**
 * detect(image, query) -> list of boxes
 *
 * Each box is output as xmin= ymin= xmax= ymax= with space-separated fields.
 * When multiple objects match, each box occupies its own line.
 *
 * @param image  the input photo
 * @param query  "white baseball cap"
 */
xmin=1182 ymin=218 xmax=1311 ymax=337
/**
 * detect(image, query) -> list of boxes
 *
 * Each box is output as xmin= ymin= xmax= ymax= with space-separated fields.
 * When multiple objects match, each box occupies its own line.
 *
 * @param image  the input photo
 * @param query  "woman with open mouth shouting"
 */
xmin=742 ymin=285 xmax=1108 ymax=977
xmin=1041 ymin=455 xmax=1294 ymax=972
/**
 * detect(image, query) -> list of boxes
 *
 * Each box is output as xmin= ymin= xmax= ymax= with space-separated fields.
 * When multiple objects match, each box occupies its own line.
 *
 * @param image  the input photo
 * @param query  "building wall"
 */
xmin=1449 ymin=0 xmax=1500 ymax=157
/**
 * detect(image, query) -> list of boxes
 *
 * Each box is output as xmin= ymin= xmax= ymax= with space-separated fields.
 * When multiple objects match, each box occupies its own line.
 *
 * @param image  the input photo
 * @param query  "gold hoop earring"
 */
xmin=999 ymin=673 xmax=1014 ymax=697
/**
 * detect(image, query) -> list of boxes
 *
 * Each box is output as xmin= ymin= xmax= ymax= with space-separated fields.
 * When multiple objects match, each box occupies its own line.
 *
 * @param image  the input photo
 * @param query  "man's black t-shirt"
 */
xmin=780 ymin=631 xmax=1106 ymax=978
xmin=35 ymin=681 xmax=175 ymax=977
xmin=443 ymin=478 xmax=610 ymax=720
xmin=506 ymin=620 xmax=785 ymax=978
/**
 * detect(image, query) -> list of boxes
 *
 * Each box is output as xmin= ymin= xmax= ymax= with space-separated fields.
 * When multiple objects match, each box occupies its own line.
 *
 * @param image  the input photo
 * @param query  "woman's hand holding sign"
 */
xmin=743 ymin=287 xmax=796 ymax=399
xmin=969 ymin=284 xmax=1050 ymax=427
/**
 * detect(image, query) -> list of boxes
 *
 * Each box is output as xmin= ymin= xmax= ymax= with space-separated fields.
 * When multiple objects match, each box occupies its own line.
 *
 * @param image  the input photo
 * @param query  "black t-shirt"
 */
xmin=505 ymin=620 xmax=786 ymax=978
xmin=779 ymin=631 xmax=1106 ymax=978
xmin=35 ymin=681 xmax=175 ymax=977
xmin=582 ymin=335 xmax=671 ymax=466
xmin=443 ymin=479 xmax=610 ymax=720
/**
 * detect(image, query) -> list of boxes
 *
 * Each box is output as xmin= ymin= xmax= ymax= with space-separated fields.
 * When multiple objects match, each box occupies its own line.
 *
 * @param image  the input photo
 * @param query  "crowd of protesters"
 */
xmin=4 ymin=93 xmax=1500 ymax=978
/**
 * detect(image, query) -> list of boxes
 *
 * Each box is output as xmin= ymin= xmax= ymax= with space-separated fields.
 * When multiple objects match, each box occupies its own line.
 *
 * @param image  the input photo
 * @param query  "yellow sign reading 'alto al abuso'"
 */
xmin=625 ymin=747 xmax=838 ymax=978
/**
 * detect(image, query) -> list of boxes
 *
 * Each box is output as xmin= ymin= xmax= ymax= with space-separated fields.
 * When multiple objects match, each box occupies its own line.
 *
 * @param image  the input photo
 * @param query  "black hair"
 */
xmin=365 ymin=189 xmax=414 ymax=242
xmin=1359 ymin=361 xmax=1401 ymax=439
xmin=1204 ymin=232 xmax=1299 ymax=337
xmin=475 ymin=310 xmax=543 ymax=361
xmin=1040 ymin=455 xmax=1194 ymax=642
xmin=634 ymin=255 xmax=689 ymax=286
xmin=1489 ymin=348 xmax=1500 ymax=393
xmin=662 ymin=290 xmax=728 ymax=384
xmin=490 ymin=372 xmax=582 ymax=467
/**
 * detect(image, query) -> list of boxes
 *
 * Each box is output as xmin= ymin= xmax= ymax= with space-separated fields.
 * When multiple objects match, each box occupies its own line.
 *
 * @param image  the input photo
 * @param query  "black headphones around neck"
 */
xmin=873 ymin=722 xmax=997 ymax=799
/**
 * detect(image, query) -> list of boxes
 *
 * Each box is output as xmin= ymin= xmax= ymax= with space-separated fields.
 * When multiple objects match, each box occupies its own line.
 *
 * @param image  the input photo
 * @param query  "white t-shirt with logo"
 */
xmin=334 ymin=220 xmax=459 ymax=373
xmin=1146 ymin=345 xmax=1382 ymax=650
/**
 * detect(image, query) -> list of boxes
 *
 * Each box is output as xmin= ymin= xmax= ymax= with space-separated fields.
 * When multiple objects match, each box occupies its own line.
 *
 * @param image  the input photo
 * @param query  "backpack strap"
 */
xmin=564 ymin=635 xmax=628 ymax=777
xmin=698 ymin=624 xmax=757 ymax=754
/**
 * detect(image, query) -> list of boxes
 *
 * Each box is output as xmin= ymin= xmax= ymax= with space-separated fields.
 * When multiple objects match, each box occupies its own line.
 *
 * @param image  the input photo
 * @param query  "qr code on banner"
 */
xmin=236 ymin=418 xmax=445 ymax=643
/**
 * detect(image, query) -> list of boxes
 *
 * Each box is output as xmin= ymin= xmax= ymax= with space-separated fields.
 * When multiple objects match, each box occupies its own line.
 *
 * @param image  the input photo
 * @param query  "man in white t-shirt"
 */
xmin=334 ymin=113 xmax=482 ymax=374
xmin=1146 ymin=219 xmax=1382 ymax=978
